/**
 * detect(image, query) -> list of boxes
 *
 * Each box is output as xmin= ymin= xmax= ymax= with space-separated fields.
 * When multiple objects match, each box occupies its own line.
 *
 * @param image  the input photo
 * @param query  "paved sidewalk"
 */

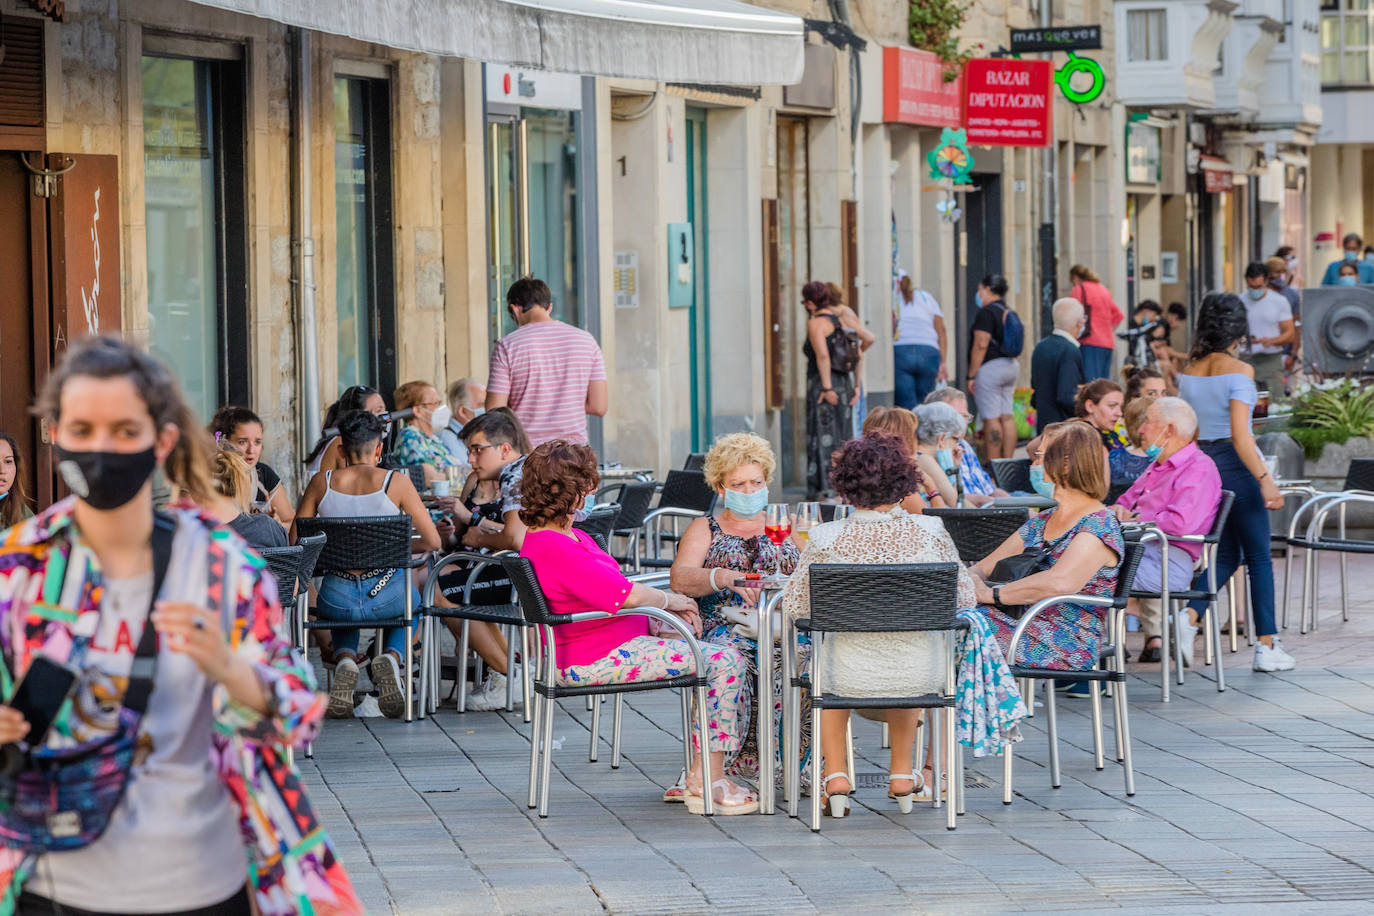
xmin=301 ymin=560 xmax=1374 ymax=915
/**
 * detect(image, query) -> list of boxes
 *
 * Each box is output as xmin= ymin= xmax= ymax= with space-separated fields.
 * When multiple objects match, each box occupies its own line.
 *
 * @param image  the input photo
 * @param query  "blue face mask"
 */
xmin=472 ymin=407 xmax=486 ymax=418
xmin=1345 ymin=250 xmax=1359 ymax=262
xmin=936 ymin=448 xmax=956 ymax=473
xmin=723 ymin=486 xmax=768 ymax=518
xmin=1029 ymin=464 xmax=1055 ymax=500
xmin=1144 ymin=443 xmax=1164 ymax=461
xmin=975 ymin=291 xmax=984 ymax=307
xmin=0 ymin=491 xmax=7 ymax=503
xmin=1246 ymin=287 xmax=1266 ymax=301
xmin=1337 ymin=275 xmax=1358 ymax=287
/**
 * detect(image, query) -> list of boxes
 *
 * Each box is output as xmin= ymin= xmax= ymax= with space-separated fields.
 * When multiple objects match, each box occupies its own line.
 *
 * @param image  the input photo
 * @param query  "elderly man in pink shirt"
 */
xmin=1112 ymin=397 xmax=1222 ymax=665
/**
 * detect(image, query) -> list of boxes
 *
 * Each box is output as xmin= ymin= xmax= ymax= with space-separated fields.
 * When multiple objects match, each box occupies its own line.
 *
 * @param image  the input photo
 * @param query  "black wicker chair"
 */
xmin=636 ymin=470 xmax=717 ymax=569
xmin=500 ymin=556 xmax=716 ymax=818
xmin=1001 ymin=539 xmax=1145 ymax=803
xmin=295 ymin=515 xmax=421 ymax=722
xmin=1283 ymin=458 xmax=1374 ymax=634
xmin=786 ymin=562 xmax=965 ymax=832
xmin=1127 ymin=490 xmax=1234 ymax=701
xmin=258 ymin=545 xmax=304 ymax=609
xmin=573 ymin=504 xmax=620 ymax=546
xmin=923 ymin=507 xmax=1029 ymax=565
xmin=683 ymin=453 xmax=707 ymax=471
xmin=991 ymin=458 xmax=1033 ymax=494
xmin=400 ymin=464 xmax=428 ymax=493
xmin=599 ymin=480 xmax=657 ymax=569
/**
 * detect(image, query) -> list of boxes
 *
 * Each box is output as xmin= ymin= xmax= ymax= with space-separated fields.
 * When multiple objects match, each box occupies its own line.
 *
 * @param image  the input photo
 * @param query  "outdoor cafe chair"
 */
xmin=683 ymin=453 xmax=707 ymax=471
xmin=573 ymin=504 xmax=620 ymax=546
xmin=258 ymin=545 xmax=304 ymax=612
xmin=598 ymin=480 xmax=657 ymax=570
xmin=400 ymin=464 xmax=428 ymax=494
xmin=923 ymin=507 xmax=1029 ymax=565
xmin=1282 ymin=458 xmax=1374 ymax=634
xmin=783 ymin=562 xmax=964 ymax=832
xmin=991 ymin=458 xmax=1033 ymax=494
xmin=636 ymin=469 xmax=717 ymax=570
xmin=500 ymin=556 xmax=718 ymax=818
xmin=1001 ymin=539 xmax=1145 ymax=803
xmin=295 ymin=515 xmax=423 ymax=723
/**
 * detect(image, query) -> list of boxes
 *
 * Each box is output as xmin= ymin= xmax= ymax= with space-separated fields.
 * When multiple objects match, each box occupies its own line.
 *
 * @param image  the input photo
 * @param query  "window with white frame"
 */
xmin=1127 ymin=9 xmax=1169 ymax=61
xmin=1322 ymin=0 xmax=1373 ymax=85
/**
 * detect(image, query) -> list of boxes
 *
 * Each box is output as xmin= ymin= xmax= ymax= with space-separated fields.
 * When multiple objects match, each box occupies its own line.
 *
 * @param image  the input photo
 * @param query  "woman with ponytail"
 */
xmin=0 ymin=335 xmax=359 ymax=915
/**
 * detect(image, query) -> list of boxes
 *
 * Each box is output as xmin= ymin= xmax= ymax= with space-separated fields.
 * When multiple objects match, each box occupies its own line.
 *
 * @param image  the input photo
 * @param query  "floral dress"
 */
xmin=697 ymin=516 xmax=806 ymax=787
xmin=980 ymin=508 xmax=1124 ymax=671
xmin=391 ymin=423 xmax=458 ymax=472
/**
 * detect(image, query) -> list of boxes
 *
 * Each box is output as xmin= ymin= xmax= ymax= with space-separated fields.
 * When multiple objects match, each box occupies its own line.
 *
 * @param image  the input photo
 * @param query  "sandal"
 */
xmin=888 ymin=773 xmax=922 ymax=814
xmin=1137 ymin=636 xmax=1163 ymax=664
xmin=685 ymin=778 xmax=759 ymax=816
xmin=821 ymin=772 xmax=852 ymax=818
xmin=662 ymin=769 xmax=687 ymax=803
xmin=914 ymin=767 xmax=947 ymax=803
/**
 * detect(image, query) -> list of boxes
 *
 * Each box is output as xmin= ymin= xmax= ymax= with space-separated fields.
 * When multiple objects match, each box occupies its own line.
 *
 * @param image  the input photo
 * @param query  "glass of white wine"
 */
xmin=794 ymin=502 xmax=821 ymax=546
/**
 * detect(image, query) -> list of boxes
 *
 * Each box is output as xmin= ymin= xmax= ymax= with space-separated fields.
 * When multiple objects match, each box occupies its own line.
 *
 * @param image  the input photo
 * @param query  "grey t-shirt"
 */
xmin=29 ymin=571 xmax=245 ymax=911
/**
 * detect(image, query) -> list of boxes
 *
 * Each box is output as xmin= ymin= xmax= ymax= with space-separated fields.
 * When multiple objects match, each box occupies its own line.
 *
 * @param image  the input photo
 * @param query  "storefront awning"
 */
xmin=184 ymin=0 xmax=805 ymax=85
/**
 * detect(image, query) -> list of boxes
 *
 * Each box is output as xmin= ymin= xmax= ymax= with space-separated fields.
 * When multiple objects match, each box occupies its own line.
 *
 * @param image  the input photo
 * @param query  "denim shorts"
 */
xmin=316 ymin=570 xmax=418 ymax=656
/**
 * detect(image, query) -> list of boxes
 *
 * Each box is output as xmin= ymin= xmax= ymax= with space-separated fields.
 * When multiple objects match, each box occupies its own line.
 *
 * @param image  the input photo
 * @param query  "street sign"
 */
xmin=1009 ymin=26 xmax=1102 ymax=53
xmin=962 ymin=58 xmax=1052 ymax=148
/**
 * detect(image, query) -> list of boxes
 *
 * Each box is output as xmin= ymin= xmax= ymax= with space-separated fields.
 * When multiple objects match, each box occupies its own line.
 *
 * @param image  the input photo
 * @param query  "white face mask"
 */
xmin=430 ymin=404 xmax=453 ymax=429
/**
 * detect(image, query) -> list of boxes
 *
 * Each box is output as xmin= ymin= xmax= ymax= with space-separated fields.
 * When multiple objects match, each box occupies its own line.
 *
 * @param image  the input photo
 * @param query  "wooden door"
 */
xmin=0 ymin=152 xmax=48 ymax=508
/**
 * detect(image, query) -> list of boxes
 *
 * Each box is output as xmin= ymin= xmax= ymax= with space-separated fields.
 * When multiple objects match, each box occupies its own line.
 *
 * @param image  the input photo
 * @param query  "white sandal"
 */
xmin=822 ymin=772 xmax=852 ymax=818
xmin=888 ymin=773 xmax=922 ymax=814
xmin=662 ymin=769 xmax=687 ymax=803
xmin=684 ymin=778 xmax=759 ymax=816
xmin=914 ymin=767 xmax=947 ymax=803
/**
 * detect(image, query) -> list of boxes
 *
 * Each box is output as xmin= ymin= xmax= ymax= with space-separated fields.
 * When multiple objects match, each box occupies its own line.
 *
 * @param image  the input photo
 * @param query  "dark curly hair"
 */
xmin=518 ymin=439 xmax=600 ymax=528
xmin=801 ymin=280 xmax=830 ymax=310
xmin=338 ymin=410 xmax=386 ymax=462
xmin=829 ymin=434 xmax=923 ymax=509
xmin=1190 ymin=292 xmax=1250 ymax=361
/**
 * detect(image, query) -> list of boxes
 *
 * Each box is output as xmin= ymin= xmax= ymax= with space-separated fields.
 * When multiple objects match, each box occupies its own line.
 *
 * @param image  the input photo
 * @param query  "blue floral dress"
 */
xmin=698 ymin=516 xmax=807 ymax=787
xmin=980 ymin=508 xmax=1123 ymax=670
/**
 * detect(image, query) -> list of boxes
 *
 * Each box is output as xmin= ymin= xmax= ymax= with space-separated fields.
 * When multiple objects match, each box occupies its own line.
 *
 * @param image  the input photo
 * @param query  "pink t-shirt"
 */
xmin=520 ymin=528 xmax=644 ymax=668
xmin=487 ymin=320 xmax=607 ymax=446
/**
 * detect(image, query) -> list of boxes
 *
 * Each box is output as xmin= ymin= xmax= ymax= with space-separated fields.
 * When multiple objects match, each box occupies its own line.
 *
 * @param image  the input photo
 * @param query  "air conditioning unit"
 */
xmin=1300 ymin=287 xmax=1374 ymax=375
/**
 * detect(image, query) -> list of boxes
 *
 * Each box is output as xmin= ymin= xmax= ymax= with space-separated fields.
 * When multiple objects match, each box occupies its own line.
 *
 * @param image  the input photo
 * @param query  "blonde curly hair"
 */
xmin=703 ymin=433 xmax=776 ymax=491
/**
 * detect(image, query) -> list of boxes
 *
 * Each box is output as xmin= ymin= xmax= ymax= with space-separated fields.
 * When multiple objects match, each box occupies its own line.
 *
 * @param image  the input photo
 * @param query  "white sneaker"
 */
xmin=371 ymin=653 xmax=406 ymax=718
xmin=1174 ymin=613 xmax=1199 ymax=669
xmin=328 ymin=657 xmax=359 ymax=718
xmin=1253 ymin=639 xmax=1296 ymax=672
xmin=465 ymin=667 xmax=521 ymax=712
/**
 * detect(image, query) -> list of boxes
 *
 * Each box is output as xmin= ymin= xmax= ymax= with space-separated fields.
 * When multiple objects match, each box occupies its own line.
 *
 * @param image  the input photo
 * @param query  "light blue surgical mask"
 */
xmin=1337 ymin=275 xmax=1358 ymax=287
xmin=1029 ymin=464 xmax=1055 ymax=500
xmin=1246 ymin=287 xmax=1266 ymax=301
xmin=0 ymin=491 xmax=7 ymax=503
xmin=936 ymin=448 xmax=956 ymax=473
xmin=1144 ymin=443 xmax=1163 ymax=461
xmin=723 ymin=486 xmax=768 ymax=518
xmin=1345 ymin=250 xmax=1359 ymax=262
xmin=472 ymin=407 xmax=486 ymax=418
xmin=975 ymin=291 xmax=983 ymax=307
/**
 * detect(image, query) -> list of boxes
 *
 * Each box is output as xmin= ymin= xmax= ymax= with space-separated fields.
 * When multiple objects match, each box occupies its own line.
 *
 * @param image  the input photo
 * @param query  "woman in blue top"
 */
xmin=1177 ymin=293 xmax=1294 ymax=673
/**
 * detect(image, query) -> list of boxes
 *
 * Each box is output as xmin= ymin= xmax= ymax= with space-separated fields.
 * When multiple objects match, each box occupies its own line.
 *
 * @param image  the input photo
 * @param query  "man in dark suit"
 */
xmin=1030 ymin=297 xmax=1087 ymax=432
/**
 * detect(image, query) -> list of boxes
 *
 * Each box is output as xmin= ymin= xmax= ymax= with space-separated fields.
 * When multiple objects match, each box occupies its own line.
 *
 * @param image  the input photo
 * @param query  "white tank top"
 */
xmin=317 ymin=469 xmax=399 ymax=517
xmin=895 ymin=287 xmax=942 ymax=349
xmin=306 ymin=436 xmax=339 ymax=477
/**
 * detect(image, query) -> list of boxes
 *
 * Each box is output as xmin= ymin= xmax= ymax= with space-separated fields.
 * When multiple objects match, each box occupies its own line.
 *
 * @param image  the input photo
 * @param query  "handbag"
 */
xmin=0 ymin=512 xmax=174 ymax=853
xmin=988 ymin=545 xmax=1052 ymax=617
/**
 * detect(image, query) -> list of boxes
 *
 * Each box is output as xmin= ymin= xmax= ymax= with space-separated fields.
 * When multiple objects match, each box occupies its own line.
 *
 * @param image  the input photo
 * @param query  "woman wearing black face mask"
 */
xmin=0 ymin=336 xmax=359 ymax=915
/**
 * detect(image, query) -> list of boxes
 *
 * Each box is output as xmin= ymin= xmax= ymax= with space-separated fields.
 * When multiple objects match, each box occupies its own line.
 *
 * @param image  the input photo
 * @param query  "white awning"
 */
xmin=185 ymin=0 xmax=805 ymax=85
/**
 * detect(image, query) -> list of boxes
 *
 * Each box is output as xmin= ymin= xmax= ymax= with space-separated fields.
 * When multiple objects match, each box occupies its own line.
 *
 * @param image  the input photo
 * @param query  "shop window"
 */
xmin=1321 ymin=4 xmax=1374 ymax=84
xmin=142 ymin=53 xmax=248 ymax=422
xmin=333 ymin=75 xmax=396 ymax=396
xmin=1127 ymin=9 xmax=1168 ymax=62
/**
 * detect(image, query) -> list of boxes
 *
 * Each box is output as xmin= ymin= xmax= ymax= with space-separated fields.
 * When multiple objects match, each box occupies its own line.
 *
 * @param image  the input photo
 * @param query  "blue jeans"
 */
xmin=317 ymin=571 xmax=420 ymax=657
xmin=893 ymin=344 xmax=942 ymax=409
xmin=1188 ymin=441 xmax=1276 ymax=637
xmin=1081 ymin=344 xmax=1113 ymax=381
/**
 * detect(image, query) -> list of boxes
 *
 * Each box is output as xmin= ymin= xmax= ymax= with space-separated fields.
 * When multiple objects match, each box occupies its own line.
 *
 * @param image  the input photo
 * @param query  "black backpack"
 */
xmin=823 ymin=315 xmax=862 ymax=373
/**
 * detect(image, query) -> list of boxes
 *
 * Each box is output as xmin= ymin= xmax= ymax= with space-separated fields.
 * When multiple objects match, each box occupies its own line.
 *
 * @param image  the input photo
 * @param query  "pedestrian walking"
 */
xmin=803 ymin=280 xmax=872 ymax=497
xmin=0 ymin=335 xmax=359 ymax=915
xmin=0 ymin=431 xmax=34 ymax=528
xmin=966 ymin=274 xmax=1021 ymax=461
xmin=1030 ymin=298 xmax=1087 ymax=432
xmin=486 ymin=276 xmax=608 ymax=447
xmin=1068 ymin=264 xmax=1125 ymax=382
xmin=1320 ymin=233 xmax=1374 ymax=285
xmin=1177 ymin=294 xmax=1295 ymax=673
xmin=1241 ymin=261 xmax=1297 ymax=399
xmin=892 ymin=272 xmax=947 ymax=409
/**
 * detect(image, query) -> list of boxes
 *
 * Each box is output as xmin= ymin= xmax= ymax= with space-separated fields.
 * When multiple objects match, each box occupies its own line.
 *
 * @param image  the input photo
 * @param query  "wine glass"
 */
xmin=831 ymin=504 xmax=853 ymax=522
xmin=794 ymin=502 xmax=821 ymax=547
xmin=764 ymin=504 xmax=792 ymax=580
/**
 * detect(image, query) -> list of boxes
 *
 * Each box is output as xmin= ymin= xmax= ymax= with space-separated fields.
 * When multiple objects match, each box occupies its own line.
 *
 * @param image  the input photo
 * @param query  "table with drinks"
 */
xmin=736 ymin=502 xmax=845 ymax=813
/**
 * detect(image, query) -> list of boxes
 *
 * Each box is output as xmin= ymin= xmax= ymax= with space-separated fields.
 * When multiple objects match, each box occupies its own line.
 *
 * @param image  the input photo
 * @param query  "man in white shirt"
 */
xmin=1241 ymin=261 xmax=1296 ymax=399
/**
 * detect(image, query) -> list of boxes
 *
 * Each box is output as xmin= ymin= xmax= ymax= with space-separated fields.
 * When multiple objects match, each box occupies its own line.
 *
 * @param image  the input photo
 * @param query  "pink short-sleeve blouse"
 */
xmin=520 ymin=528 xmax=644 ymax=668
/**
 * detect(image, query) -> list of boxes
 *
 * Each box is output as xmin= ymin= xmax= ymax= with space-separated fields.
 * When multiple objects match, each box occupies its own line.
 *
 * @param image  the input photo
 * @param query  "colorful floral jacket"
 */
xmin=0 ymin=498 xmax=361 ymax=915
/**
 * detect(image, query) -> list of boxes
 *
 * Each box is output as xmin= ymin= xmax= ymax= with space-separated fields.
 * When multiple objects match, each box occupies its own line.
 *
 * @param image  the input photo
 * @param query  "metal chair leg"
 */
xmin=588 ymin=692 xmax=601 ymax=762
xmin=505 ymin=625 xmax=518 ymax=713
xmin=1001 ymin=742 xmax=1014 ymax=805
xmin=931 ymin=708 xmax=943 ymax=811
xmin=1089 ymin=682 xmax=1104 ymax=771
xmin=527 ymin=690 xmax=543 ymax=809
xmin=1160 ymin=598 xmax=1171 ymax=702
xmin=1282 ymin=540 xmax=1295 ymax=630
xmin=1116 ymin=678 xmax=1136 ymax=797
xmin=694 ymin=684 xmax=714 ymax=816
xmin=1203 ymin=604 xmax=1215 ymax=667
xmin=945 ymin=708 xmax=957 ymax=830
xmin=522 ymin=628 xmax=535 ymax=724
xmin=809 ymin=703 xmax=823 ymax=831
xmin=1340 ymin=502 xmax=1349 ymax=623
xmin=1209 ymin=604 xmax=1227 ymax=692
xmin=1044 ymin=681 xmax=1061 ymax=789
xmin=1173 ymin=607 xmax=1186 ymax=686
xmin=417 ymin=617 xmax=430 ymax=720
xmin=881 ymin=721 xmax=890 ymax=749
xmin=1228 ymin=577 xmax=1239 ymax=653
xmin=611 ymin=694 xmax=624 ymax=769
xmin=537 ymin=691 xmax=556 ymax=817
xmin=456 ymin=620 xmax=471 ymax=713
xmin=679 ymin=690 xmax=693 ymax=779
xmin=954 ymin=722 xmax=966 ymax=817
xmin=1021 ymin=678 xmax=1035 ymax=717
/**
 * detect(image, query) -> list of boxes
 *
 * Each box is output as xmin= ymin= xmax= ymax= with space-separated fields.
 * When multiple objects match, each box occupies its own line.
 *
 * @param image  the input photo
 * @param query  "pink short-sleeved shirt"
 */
xmin=487 ymin=320 xmax=607 ymax=447
xmin=520 ymin=528 xmax=643 ymax=668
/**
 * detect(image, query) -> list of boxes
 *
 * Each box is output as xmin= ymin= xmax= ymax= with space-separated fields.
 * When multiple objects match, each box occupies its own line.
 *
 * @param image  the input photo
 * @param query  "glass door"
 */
xmin=685 ymin=108 xmax=711 ymax=451
xmin=487 ymin=115 xmax=527 ymax=340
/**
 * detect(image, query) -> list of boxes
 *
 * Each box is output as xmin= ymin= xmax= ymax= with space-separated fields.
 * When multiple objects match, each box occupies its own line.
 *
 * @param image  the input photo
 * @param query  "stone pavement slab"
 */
xmin=300 ymin=565 xmax=1374 ymax=914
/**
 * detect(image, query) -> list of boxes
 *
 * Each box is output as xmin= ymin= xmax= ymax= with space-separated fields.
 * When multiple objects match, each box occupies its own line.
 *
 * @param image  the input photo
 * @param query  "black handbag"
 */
xmin=988 ymin=546 xmax=1052 ymax=617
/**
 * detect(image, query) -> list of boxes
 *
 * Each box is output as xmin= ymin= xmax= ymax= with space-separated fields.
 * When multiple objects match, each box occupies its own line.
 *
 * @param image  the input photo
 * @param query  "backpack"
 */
xmin=1072 ymin=283 xmax=1094 ymax=342
xmin=823 ymin=314 xmax=862 ymax=373
xmin=997 ymin=303 xmax=1025 ymax=358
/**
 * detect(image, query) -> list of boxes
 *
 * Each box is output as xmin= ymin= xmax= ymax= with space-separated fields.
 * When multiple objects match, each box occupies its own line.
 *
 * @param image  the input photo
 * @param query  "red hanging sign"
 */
xmin=961 ymin=58 xmax=1052 ymax=148
xmin=882 ymin=47 xmax=962 ymax=128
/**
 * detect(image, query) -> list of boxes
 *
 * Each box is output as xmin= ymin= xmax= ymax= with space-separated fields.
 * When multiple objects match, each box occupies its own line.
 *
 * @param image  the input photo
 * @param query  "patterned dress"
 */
xmin=697 ymin=516 xmax=808 ymax=787
xmin=980 ymin=508 xmax=1124 ymax=671
xmin=391 ymin=423 xmax=459 ymax=472
xmin=804 ymin=314 xmax=856 ymax=498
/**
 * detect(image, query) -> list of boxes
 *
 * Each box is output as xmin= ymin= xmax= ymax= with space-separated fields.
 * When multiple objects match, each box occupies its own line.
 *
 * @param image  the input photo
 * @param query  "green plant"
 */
xmin=909 ymin=0 xmax=975 ymax=82
xmin=1288 ymin=379 xmax=1374 ymax=458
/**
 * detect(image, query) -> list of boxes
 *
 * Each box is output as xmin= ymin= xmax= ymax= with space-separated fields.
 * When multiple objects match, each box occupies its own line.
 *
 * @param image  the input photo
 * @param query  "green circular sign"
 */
xmin=1055 ymin=53 xmax=1105 ymax=104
